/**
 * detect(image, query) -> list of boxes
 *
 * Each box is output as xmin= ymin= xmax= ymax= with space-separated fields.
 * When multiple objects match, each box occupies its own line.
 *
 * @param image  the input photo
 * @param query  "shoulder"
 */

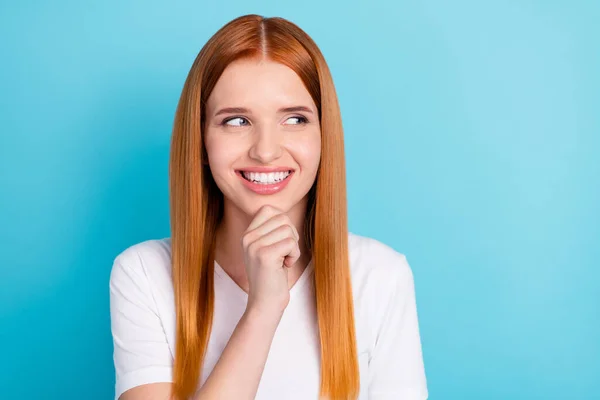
xmin=347 ymin=232 xmax=416 ymax=314
xmin=347 ymin=233 xmax=419 ymax=352
xmin=111 ymin=237 xmax=172 ymax=274
xmin=348 ymin=232 xmax=414 ymax=287
xmin=110 ymin=237 xmax=174 ymax=295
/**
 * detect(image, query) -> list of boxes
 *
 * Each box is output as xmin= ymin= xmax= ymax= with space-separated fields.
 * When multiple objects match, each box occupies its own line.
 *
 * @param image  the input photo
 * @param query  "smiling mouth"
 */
xmin=238 ymin=170 xmax=293 ymax=185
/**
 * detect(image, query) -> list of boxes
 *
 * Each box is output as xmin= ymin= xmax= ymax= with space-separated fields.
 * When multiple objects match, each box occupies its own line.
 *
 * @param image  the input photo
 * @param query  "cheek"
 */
xmin=205 ymin=133 xmax=239 ymax=172
xmin=204 ymin=135 xmax=239 ymax=193
xmin=291 ymin=134 xmax=321 ymax=171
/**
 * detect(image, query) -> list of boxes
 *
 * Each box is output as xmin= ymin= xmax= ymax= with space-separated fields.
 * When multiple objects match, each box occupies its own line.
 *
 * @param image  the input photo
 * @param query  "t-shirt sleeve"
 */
xmin=109 ymin=253 xmax=173 ymax=400
xmin=368 ymin=254 xmax=428 ymax=399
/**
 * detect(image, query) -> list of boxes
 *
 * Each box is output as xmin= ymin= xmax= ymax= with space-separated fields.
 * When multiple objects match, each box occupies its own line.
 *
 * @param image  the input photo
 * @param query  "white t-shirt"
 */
xmin=109 ymin=232 xmax=428 ymax=400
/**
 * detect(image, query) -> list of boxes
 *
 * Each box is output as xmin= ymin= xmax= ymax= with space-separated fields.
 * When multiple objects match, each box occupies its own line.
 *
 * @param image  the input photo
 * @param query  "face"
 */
xmin=204 ymin=58 xmax=321 ymax=218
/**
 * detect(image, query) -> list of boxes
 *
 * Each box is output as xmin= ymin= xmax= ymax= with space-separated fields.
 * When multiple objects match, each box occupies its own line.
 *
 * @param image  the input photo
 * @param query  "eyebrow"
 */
xmin=214 ymin=105 xmax=314 ymax=117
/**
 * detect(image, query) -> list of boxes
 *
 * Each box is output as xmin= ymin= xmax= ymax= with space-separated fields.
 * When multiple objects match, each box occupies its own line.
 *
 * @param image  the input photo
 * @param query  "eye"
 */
xmin=284 ymin=115 xmax=309 ymax=125
xmin=222 ymin=117 xmax=249 ymax=127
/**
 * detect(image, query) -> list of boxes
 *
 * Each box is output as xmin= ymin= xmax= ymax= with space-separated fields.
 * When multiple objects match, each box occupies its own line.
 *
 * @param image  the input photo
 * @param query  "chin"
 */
xmin=243 ymin=197 xmax=293 ymax=215
xmin=222 ymin=186 xmax=311 ymax=219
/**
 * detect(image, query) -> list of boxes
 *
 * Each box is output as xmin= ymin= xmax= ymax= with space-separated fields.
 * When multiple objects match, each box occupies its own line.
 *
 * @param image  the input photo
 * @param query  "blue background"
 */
xmin=1 ymin=0 xmax=598 ymax=399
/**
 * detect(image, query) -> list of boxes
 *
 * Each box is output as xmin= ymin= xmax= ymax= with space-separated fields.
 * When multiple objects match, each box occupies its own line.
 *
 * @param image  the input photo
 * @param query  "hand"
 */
xmin=241 ymin=205 xmax=301 ymax=317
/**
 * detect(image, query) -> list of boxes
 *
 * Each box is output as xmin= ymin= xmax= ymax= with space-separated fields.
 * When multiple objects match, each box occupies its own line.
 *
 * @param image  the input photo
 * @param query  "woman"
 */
xmin=110 ymin=14 xmax=427 ymax=400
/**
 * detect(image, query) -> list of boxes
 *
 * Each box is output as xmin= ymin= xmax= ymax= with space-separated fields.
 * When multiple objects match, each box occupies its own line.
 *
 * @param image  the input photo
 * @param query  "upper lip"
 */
xmin=237 ymin=167 xmax=294 ymax=173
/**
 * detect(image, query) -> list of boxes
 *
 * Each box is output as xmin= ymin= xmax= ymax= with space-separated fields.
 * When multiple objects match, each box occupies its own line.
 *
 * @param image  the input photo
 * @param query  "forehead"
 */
xmin=206 ymin=58 xmax=316 ymax=112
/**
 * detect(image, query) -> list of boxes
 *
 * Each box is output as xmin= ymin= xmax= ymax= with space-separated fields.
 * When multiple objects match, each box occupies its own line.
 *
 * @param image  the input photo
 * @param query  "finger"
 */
xmin=283 ymin=240 xmax=301 ymax=268
xmin=246 ymin=205 xmax=282 ymax=232
xmin=247 ymin=213 xmax=299 ymax=243
xmin=265 ymin=237 xmax=301 ymax=268
xmin=253 ymin=224 xmax=298 ymax=249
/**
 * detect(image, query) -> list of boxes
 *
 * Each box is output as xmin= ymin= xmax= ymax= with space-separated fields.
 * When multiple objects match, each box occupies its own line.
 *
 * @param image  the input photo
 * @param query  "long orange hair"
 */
xmin=169 ymin=14 xmax=358 ymax=400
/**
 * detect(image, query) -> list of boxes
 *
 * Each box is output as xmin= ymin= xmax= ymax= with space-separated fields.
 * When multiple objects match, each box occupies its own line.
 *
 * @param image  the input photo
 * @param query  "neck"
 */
xmin=214 ymin=198 xmax=312 ymax=286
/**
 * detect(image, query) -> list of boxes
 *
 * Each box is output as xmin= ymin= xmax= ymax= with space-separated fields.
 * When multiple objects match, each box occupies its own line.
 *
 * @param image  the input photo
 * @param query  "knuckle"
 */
xmin=247 ymin=240 xmax=258 ymax=254
xmin=285 ymin=225 xmax=295 ymax=237
xmin=264 ymin=205 xmax=277 ymax=214
xmin=275 ymin=213 xmax=289 ymax=224
xmin=256 ymin=247 xmax=269 ymax=260
xmin=241 ymin=233 xmax=250 ymax=248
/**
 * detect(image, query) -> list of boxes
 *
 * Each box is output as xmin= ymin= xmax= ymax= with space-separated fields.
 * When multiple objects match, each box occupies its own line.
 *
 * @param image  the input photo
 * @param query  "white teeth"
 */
xmin=242 ymin=170 xmax=291 ymax=184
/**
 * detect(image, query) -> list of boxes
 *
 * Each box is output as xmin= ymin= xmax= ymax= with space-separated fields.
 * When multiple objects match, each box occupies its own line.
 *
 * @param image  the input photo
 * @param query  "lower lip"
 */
xmin=236 ymin=171 xmax=294 ymax=195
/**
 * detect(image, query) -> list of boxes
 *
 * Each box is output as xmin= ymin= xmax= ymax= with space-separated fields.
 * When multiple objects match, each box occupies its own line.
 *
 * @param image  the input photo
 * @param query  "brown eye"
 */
xmin=284 ymin=116 xmax=308 ymax=125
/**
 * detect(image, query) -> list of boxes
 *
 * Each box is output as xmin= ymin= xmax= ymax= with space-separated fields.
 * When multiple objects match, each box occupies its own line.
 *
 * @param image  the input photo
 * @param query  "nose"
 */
xmin=248 ymin=124 xmax=282 ymax=164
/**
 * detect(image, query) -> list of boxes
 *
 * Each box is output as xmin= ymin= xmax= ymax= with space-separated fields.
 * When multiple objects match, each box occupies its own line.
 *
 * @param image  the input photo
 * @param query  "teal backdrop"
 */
xmin=1 ymin=1 xmax=598 ymax=399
